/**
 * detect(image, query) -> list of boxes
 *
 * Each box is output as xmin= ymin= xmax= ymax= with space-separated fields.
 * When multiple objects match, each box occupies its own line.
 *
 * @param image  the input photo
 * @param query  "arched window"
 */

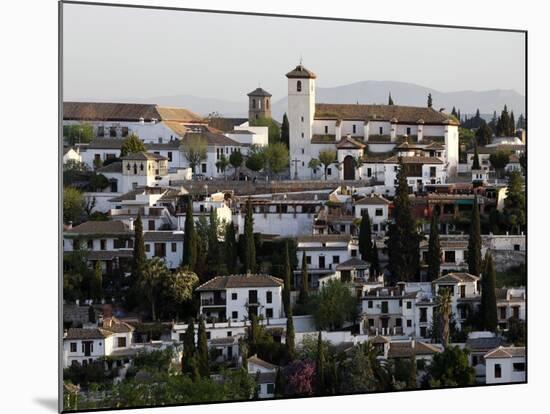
xmin=140 ymin=163 xmax=144 ymax=171
xmin=126 ymin=163 xmax=131 ymax=171
xmin=266 ymin=100 xmax=269 ymax=109
xmin=133 ymin=163 xmax=137 ymax=174
xmin=297 ymin=80 xmax=302 ymax=92
xmin=252 ymin=98 xmax=256 ymax=109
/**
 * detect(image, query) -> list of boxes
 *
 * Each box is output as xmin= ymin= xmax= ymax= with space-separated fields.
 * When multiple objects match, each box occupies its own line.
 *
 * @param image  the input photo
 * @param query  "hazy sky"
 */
xmin=63 ymin=3 xmax=526 ymax=103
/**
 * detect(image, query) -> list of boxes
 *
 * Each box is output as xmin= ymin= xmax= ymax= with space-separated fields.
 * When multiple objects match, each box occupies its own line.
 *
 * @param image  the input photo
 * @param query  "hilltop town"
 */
xmin=62 ymin=64 xmax=526 ymax=410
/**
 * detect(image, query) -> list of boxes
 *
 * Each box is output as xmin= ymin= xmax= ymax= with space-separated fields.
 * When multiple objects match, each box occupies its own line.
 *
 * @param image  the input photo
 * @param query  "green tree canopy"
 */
xmin=467 ymin=196 xmax=482 ymax=276
xmin=229 ymin=150 xmax=243 ymax=178
xmin=249 ymin=116 xmax=281 ymax=144
xmin=480 ymin=252 xmax=498 ymax=332
xmin=181 ymin=134 xmax=208 ymax=174
xmin=120 ymin=133 xmax=146 ymax=157
xmin=63 ymin=123 xmax=94 ymax=145
xmin=281 ymin=113 xmax=290 ymax=148
xmin=312 ymin=279 xmax=358 ymax=331
xmin=502 ymin=170 xmax=526 ymax=234
xmin=424 ymin=346 xmax=475 ymax=388
xmin=318 ymin=150 xmax=337 ymax=180
xmin=63 ymin=187 xmax=85 ymax=225
xmin=245 ymin=145 xmax=265 ymax=173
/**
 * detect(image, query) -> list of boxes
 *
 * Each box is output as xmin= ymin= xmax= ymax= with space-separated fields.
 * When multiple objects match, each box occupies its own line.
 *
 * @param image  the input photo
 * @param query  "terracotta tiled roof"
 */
xmin=65 ymin=220 xmax=132 ymax=236
xmin=336 ymin=135 xmax=365 ymax=149
xmin=387 ymin=341 xmax=442 ymax=358
xmin=65 ymin=328 xmax=113 ymax=340
xmin=285 ymin=64 xmax=317 ymax=79
xmin=63 ymin=102 xmax=204 ymax=123
xmin=484 ymin=346 xmax=525 ymax=359
xmin=336 ymin=258 xmax=370 ymax=271
xmin=383 ymin=155 xmax=444 ymax=164
xmin=433 ymin=273 xmax=479 ymax=284
xmin=143 ymin=231 xmax=184 ymax=242
xmin=196 ymin=274 xmax=283 ymax=291
xmin=370 ymin=335 xmax=390 ymax=344
xmin=315 ymin=103 xmax=456 ymax=125
xmin=102 ymin=317 xmax=135 ymax=333
xmin=355 ymin=194 xmax=390 ymax=205
xmin=184 ymin=126 xmax=241 ymax=147
xmin=248 ymin=355 xmax=278 ymax=370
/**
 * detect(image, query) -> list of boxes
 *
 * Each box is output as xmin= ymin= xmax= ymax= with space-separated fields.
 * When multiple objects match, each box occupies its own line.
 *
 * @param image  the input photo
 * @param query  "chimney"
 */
xmin=128 ymin=218 xmax=134 ymax=231
xmin=139 ymin=117 xmax=144 ymax=124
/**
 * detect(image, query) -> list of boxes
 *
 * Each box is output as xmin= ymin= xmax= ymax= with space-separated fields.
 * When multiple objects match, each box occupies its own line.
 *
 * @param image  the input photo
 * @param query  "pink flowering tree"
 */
xmin=284 ymin=359 xmax=316 ymax=396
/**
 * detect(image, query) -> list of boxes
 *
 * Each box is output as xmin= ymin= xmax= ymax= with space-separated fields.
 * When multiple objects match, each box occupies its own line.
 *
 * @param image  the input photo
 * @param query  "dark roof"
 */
xmin=355 ymin=194 xmax=390 ymax=205
xmin=285 ymin=64 xmax=317 ymax=79
xmin=65 ymin=220 xmax=132 ymax=236
xmin=209 ymin=336 xmax=238 ymax=346
xmin=311 ymin=134 xmax=336 ymax=144
xmin=363 ymin=286 xmax=418 ymax=299
xmin=247 ymin=87 xmax=272 ymax=97
xmin=466 ymin=336 xmax=506 ymax=352
xmin=145 ymin=141 xmax=181 ymax=151
xmin=86 ymin=138 xmax=123 ymax=150
xmin=315 ymin=103 xmax=456 ymax=125
xmin=143 ymin=231 xmax=184 ymax=242
xmin=97 ymin=161 xmax=122 ymax=173
xmin=466 ymin=144 xmax=525 ymax=155
xmin=63 ymin=102 xmax=203 ymax=123
xmin=207 ymin=117 xmax=248 ymax=132
xmin=383 ymin=155 xmax=444 ymax=165
xmin=184 ymin=126 xmax=241 ymax=147
xmin=108 ymin=186 xmax=182 ymax=203
xmin=336 ymin=258 xmax=370 ymax=271
xmin=65 ymin=328 xmax=113 ymax=340
xmin=120 ymin=151 xmax=167 ymax=161
xmin=388 ymin=341 xmax=442 ymax=358
xmin=296 ymin=234 xmax=352 ymax=244
xmin=433 ymin=273 xmax=479 ymax=284
xmin=102 ymin=318 xmax=135 ymax=333
xmin=196 ymin=274 xmax=283 ymax=291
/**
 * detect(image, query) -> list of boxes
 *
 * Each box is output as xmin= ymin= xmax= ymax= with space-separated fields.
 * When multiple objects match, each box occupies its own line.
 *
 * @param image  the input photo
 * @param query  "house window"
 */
xmin=514 ymin=244 xmax=520 ymax=251
xmin=297 ymin=81 xmax=302 ymax=92
xmin=206 ymin=332 xmax=211 ymax=340
xmin=399 ymin=299 xmax=402 ymax=307
xmin=154 ymin=243 xmax=166 ymax=258
xmin=266 ymin=308 xmax=273 ymax=318
xmin=100 ymin=239 xmax=106 ymax=250
xmin=513 ymin=362 xmax=525 ymax=372
xmin=375 ymin=208 xmax=383 ymax=216
xmin=353 ymin=124 xmax=357 ymax=134
xmin=407 ymin=319 xmax=412 ymax=327
xmin=121 ymin=127 xmax=129 ymax=137
xmin=351 ymin=250 xmax=357 ymax=257
xmin=267 ymin=383 xmax=275 ymax=394
xmin=117 ymin=337 xmax=127 ymax=348
xmin=87 ymin=240 xmax=93 ymax=249
xmin=379 ymin=127 xmax=383 ymax=135
xmin=368 ymin=300 xmax=373 ymax=309
xmin=232 ymin=311 xmax=238 ymax=319
xmin=327 ymin=168 xmax=332 ymax=176
xmin=381 ymin=301 xmax=388 ymax=313
xmin=368 ymin=318 xmax=374 ymax=327
xmin=407 ymin=301 xmax=412 ymax=309
xmin=406 ymin=127 xmax=411 ymax=135
xmin=201 ymin=164 xmax=207 ymax=173
xmin=227 ymin=331 xmax=232 ymax=337
xmin=499 ymin=307 xmax=507 ymax=320
xmin=301 ymin=132 xmax=304 ymax=138
xmin=444 ymin=250 xmax=456 ymax=263
xmin=148 ymin=220 xmax=155 ymax=231
xmin=324 ymin=126 xmax=328 ymax=134
xmin=97 ymin=126 xmax=104 ymax=137
xmin=494 ymin=364 xmax=502 ymax=378
xmin=145 ymin=244 xmax=150 ymax=252
xmin=396 ymin=318 xmax=402 ymax=327
xmin=305 ymin=256 xmax=311 ymax=265
xmin=167 ymin=152 xmax=173 ymax=162
xmin=171 ymin=242 xmax=177 ymax=252
xmin=70 ymin=342 xmax=77 ymax=352
xmin=333 ymin=255 xmax=340 ymax=264
xmin=420 ymin=327 xmax=427 ymax=337
xmin=232 ymin=293 xmax=238 ymax=300
xmin=420 ymin=307 xmax=427 ymax=322
xmin=109 ymin=127 xmax=117 ymax=137
xmin=266 ymin=291 xmax=272 ymax=304
xmin=252 ymin=98 xmax=256 ymax=109
xmin=301 ymin=116 xmax=304 ymax=122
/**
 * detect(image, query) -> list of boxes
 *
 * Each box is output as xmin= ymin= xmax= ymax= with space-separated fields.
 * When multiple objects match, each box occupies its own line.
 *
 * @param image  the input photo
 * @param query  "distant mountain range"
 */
xmin=90 ymin=80 xmax=525 ymax=122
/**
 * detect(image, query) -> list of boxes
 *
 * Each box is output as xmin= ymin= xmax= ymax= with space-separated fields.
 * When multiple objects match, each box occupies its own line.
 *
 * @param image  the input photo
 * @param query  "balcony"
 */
xmin=201 ymin=298 xmax=226 ymax=307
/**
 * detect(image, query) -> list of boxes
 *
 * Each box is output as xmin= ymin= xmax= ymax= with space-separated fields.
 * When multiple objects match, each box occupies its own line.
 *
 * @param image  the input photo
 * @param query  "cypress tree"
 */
xmin=457 ymin=109 xmax=461 ymax=123
xmin=386 ymin=158 xmax=420 ymax=282
xmin=427 ymin=93 xmax=433 ymax=108
xmin=472 ymin=141 xmax=481 ymax=170
xmin=408 ymin=350 xmax=417 ymax=389
xmin=480 ymin=252 xmax=498 ymax=332
xmin=182 ymin=317 xmax=197 ymax=376
xmin=426 ymin=212 xmax=441 ymax=281
xmin=281 ymin=113 xmax=290 ymax=148
xmin=358 ymin=211 xmax=373 ymax=263
xmin=224 ymin=222 xmax=238 ymax=274
xmin=92 ymin=261 xmax=103 ymax=301
xmin=370 ymin=241 xmax=380 ymax=280
xmin=243 ymin=198 xmax=256 ymax=273
xmin=207 ymin=207 xmax=221 ymax=276
xmin=131 ymin=214 xmax=145 ymax=280
xmin=315 ymin=331 xmax=326 ymax=395
xmin=283 ymin=242 xmax=295 ymax=359
xmin=299 ymin=251 xmax=309 ymax=304
xmin=274 ymin=367 xmax=285 ymax=396
xmin=510 ymin=111 xmax=516 ymax=135
xmin=467 ymin=196 xmax=482 ymax=276
xmin=388 ymin=92 xmax=394 ymax=105
xmin=182 ymin=197 xmax=197 ymax=270
xmin=197 ymin=316 xmax=209 ymax=377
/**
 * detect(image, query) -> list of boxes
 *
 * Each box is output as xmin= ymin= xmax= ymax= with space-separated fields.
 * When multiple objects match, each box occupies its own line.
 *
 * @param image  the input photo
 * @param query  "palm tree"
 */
xmin=436 ymin=289 xmax=453 ymax=347
xmin=139 ymin=257 xmax=169 ymax=321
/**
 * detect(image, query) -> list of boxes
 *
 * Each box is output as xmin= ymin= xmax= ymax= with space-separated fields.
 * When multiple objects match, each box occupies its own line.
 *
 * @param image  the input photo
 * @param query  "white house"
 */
xmin=484 ymin=346 xmax=526 ymax=384
xmin=63 ymin=317 xmax=134 ymax=368
xmin=285 ymin=63 xmax=459 ymax=181
xmin=196 ymin=274 xmax=284 ymax=322
xmin=63 ymin=147 xmax=81 ymax=164
xmin=143 ymin=231 xmax=184 ymax=269
xmin=354 ymin=194 xmax=390 ymax=235
xmin=432 ymin=272 xmax=480 ymax=330
xmin=247 ymin=355 xmax=278 ymax=399
xmin=496 ymin=287 xmax=526 ymax=330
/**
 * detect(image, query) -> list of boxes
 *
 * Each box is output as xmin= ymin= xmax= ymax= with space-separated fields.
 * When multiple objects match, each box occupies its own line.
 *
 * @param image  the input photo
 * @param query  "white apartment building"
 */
xmin=484 ymin=346 xmax=526 ymax=384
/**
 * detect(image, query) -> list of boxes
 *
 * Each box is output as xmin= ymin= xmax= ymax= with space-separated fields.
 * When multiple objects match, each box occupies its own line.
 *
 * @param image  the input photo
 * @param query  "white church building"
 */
xmin=285 ymin=64 xmax=459 ymax=188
